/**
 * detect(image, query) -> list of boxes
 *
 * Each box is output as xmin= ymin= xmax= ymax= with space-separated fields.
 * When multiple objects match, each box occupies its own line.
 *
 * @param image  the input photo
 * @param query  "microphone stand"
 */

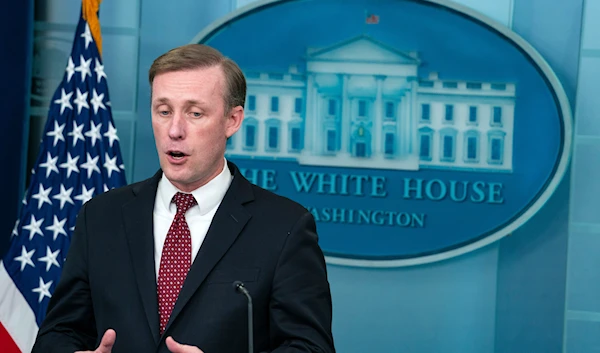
xmin=233 ymin=280 xmax=253 ymax=353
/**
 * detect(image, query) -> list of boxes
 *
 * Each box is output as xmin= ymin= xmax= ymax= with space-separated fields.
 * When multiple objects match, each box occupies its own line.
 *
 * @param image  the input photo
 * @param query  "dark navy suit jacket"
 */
xmin=32 ymin=161 xmax=335 ymax=353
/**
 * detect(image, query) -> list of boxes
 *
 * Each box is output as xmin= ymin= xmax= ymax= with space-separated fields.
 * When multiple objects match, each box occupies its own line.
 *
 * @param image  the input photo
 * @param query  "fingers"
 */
xmin=166 ymin=336 xmax=204 ymax=353
xmin=97 ymin=329 xmax=117 ymax=353
xmin=73 ymin=329 xmax=116 ymax=353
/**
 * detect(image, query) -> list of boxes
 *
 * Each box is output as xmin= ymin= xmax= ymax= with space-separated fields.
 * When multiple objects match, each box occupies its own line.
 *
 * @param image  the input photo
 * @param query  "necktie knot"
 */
xmin=172 ymin=192 xmax=197 ymax=215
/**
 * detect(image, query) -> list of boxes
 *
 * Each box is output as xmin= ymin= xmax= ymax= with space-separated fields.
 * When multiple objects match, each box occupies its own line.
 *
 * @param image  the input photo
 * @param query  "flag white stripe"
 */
xmin=0 ymin=262 xmax=38 ymax=352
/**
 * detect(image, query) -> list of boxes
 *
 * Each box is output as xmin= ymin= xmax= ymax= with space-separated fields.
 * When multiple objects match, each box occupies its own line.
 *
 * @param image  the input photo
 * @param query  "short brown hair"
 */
xmin=148 ymin=44 xmax=246 ymax=112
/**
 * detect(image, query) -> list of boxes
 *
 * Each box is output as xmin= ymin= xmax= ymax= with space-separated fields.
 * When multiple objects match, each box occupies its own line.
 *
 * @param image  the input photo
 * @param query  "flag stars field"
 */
xmin=0 ymin=3 xmax=127 ymax=351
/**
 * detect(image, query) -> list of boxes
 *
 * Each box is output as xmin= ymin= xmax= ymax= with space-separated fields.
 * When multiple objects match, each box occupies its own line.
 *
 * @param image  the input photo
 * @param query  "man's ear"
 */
xmin=225 ymin=105 xmax=244 ymax=138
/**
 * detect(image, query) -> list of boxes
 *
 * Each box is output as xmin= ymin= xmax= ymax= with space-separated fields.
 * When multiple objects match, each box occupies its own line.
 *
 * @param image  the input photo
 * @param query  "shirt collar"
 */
xmin=156 ymin=158 xmax=232 ymax=216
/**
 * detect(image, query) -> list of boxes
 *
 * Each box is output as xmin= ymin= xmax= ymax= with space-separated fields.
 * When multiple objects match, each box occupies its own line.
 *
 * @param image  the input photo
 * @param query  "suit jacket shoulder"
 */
xmin=82 ymin=170 xmax=161 ymax=212
xmin=226 ymin=162 xmax=312 ymax=232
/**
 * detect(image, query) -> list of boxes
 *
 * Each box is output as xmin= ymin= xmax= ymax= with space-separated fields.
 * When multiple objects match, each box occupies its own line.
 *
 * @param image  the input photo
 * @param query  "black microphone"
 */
xmin=233 ymin=280 xmax=253 ymax=353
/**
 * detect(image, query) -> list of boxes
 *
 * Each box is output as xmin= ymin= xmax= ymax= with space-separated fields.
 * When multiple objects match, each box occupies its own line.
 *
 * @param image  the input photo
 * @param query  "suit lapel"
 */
xmin=163 ymin=162 xmax=253 ymax=335
xmin=122 ymin=171 xmax=162 ymax=344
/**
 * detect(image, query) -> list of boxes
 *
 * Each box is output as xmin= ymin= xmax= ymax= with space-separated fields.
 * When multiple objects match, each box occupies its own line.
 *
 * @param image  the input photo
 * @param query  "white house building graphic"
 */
xmin=226 ymin=35 xmax=516 ymax=172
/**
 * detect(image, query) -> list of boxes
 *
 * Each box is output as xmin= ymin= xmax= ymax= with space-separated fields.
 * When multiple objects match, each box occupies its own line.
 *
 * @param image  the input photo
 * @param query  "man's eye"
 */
xmin=191 ymin=112 xmax=202 ymax=117
xmin=159 ymin=111 xmax=170 ymax=116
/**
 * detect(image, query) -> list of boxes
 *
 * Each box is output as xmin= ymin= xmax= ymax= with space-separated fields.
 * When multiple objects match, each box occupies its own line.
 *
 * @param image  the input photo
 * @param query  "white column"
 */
xmin=305 ymin=74 xmax=315 ymax=154
xmin=373 ymin=75 xmax=385 ymax=155
xmin=341 ymin=74 xmax=351 ymax=155
xmin=281 ymin=119 xmax=289 ymax=155
xmin=404 ymin=90 xmax=412 ymax=156
xmin=396 ymin=95 xmax=404 ymax=156
xmin=409 ymin=78 xmax=418 ymax=155
xmin=257 ymin=117 xmax=265 ymax=154
xmin=313 ymin=82 xmax=321 ymax=154
xmin=232 ymin=132 xmax=239 ymax=154
xmin=402 ymin=90 xmax=410 ymax=156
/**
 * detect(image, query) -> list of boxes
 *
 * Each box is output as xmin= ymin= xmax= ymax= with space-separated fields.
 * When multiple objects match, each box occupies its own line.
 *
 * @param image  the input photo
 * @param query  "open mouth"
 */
xmin=168 ymin=151 xmax=187 ymax=159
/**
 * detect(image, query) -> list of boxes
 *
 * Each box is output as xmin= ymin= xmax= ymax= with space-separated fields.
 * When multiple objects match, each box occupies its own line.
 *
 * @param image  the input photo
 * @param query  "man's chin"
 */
xmin=162 ymin=169 xmax=187 ymax=183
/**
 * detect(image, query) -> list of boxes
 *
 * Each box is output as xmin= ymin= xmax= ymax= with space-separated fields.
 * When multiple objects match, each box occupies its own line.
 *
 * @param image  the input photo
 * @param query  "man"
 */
xmin=32 ymin=44 xmax=335 ymax=353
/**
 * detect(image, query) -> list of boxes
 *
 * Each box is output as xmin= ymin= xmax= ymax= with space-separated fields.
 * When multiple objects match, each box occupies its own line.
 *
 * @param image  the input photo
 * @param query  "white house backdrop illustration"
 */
xmin=226 ymin=35 xmax=515 ymax=173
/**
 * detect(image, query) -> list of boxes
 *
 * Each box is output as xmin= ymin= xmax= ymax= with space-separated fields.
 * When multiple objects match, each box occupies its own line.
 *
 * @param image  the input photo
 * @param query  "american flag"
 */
xmin=0 ymin=2 xmax=126 ymax=352
xmin=365 ymin=12 xmax=380 ymax=24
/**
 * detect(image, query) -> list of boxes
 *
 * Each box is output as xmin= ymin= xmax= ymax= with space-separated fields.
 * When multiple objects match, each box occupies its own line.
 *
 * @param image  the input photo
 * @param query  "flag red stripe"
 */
xmin=0 ymin=322 xmax=22 ymax=353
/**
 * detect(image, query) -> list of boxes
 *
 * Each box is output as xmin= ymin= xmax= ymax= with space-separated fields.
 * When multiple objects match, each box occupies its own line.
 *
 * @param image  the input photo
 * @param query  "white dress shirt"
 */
xmin=152 ymin=160 xmax=232 ymax=280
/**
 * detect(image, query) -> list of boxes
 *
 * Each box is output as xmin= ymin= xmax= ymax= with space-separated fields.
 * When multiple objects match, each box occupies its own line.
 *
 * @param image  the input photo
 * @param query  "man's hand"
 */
xmin=166 ymin=336 xmax=204 ymax=353
xmin=74 ymin=329 xmax=116 ymax=353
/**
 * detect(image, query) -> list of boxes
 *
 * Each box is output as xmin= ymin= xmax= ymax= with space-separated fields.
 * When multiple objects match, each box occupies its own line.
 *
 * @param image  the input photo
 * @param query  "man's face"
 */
xmin=151 ymin=65 xmax=243 ymax=192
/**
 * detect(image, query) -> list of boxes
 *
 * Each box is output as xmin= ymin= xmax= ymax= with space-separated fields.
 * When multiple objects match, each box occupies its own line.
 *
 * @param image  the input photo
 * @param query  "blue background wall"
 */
xmin=564 ymin=0 xmax=600 ymax=351
xmin=0 ymin=0 xmax=34 ymax=259
xmin=15 ymin=0 xmax=598 ymax=352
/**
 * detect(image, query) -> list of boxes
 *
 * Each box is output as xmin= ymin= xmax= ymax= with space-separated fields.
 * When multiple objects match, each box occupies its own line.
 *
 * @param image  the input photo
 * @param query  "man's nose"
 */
xmin=168 ymin=113 xmax=185 ymax=139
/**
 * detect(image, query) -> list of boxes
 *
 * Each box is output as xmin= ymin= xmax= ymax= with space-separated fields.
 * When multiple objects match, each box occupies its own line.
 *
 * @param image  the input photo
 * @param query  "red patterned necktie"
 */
xmin=157 ymin=192 xmax=197 ymax=334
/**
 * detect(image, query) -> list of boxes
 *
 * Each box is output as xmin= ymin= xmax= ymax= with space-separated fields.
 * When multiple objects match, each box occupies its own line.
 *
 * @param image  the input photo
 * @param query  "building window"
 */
xmin=244 ymin=120 xmax=257 ymax=151
xmin=247 ymin=95 xmax=256 ymax=111
xmin=268 ymin=126 xmax=278 ymax=149
xmin=443 ymin=136 xmax=454 ymax=159
xmin=328 ymin=99 xmax=336 ymax=115
xmin=490 ymin=138 xmax=503 ymax=164
xmin=421 ymin=104 xmax=430 ymax=122
xmin=358 ymin=100 xmax=367 ymax=117
xmin=265 ymin=119 xmax=280 ymax=152
xmin=384 ymin=133 xmax=394 ymax=156
xmin=355 ymin=142 xmax=366 ymax=157
xmin=351 ymin=125 xmax=371 ymax=158
xmin=440 ymin=128 xmax=457 ymax=162
xmin=420 ymin=135 xmax=431 ymax=160
xmin=488 ymin=130 xmax=506 ymax=165
xmin=326 ymin=130 xmax=336 ymax=152
xmin=464 ymin=130 xmax=479 ymax=163
xmin=468 ymin=106 xmax=478 ymax=125
xmin=288 ymin=120 xmax=303 ymax=152
xmin=243 ymin=118 xmax=258 ymax=151
xmin=290 ymin=127 xmax=301 ymax=151
xmin=466 ymin=82 xmax=482 ymax=89
xmin=418 ymin=127 xmax=433 ymax=161
xmin=492 ymin=106 xmax=502 ymax=126
xmin=445 ymin=104 xmax=454 ymax=122
xmin=385 ymin=102 xmax=395 ymax=118
xmin=271 ymin=96 xmax=279 ymax=113
xmin=294 ymin=97 xmax=303 ymax=114
xmin=490 ymin=138 xmax=502 ymax=162
xmin=466 ymin=136 xmax=477 ymax=160
xmin=246 ymin=126 xmax=255 ymax=147
xmin=443 ymin=81 xmax=458 ymax=88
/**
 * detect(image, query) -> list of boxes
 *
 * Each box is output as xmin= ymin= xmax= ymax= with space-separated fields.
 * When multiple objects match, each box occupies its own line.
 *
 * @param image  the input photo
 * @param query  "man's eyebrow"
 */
xmin=184 ymin=99 xmax=207 ymax=106
xmin=152 ymin=97 xmax=170 ymax=105
xmin=152 ymin=98 xmax=207 ymax=106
